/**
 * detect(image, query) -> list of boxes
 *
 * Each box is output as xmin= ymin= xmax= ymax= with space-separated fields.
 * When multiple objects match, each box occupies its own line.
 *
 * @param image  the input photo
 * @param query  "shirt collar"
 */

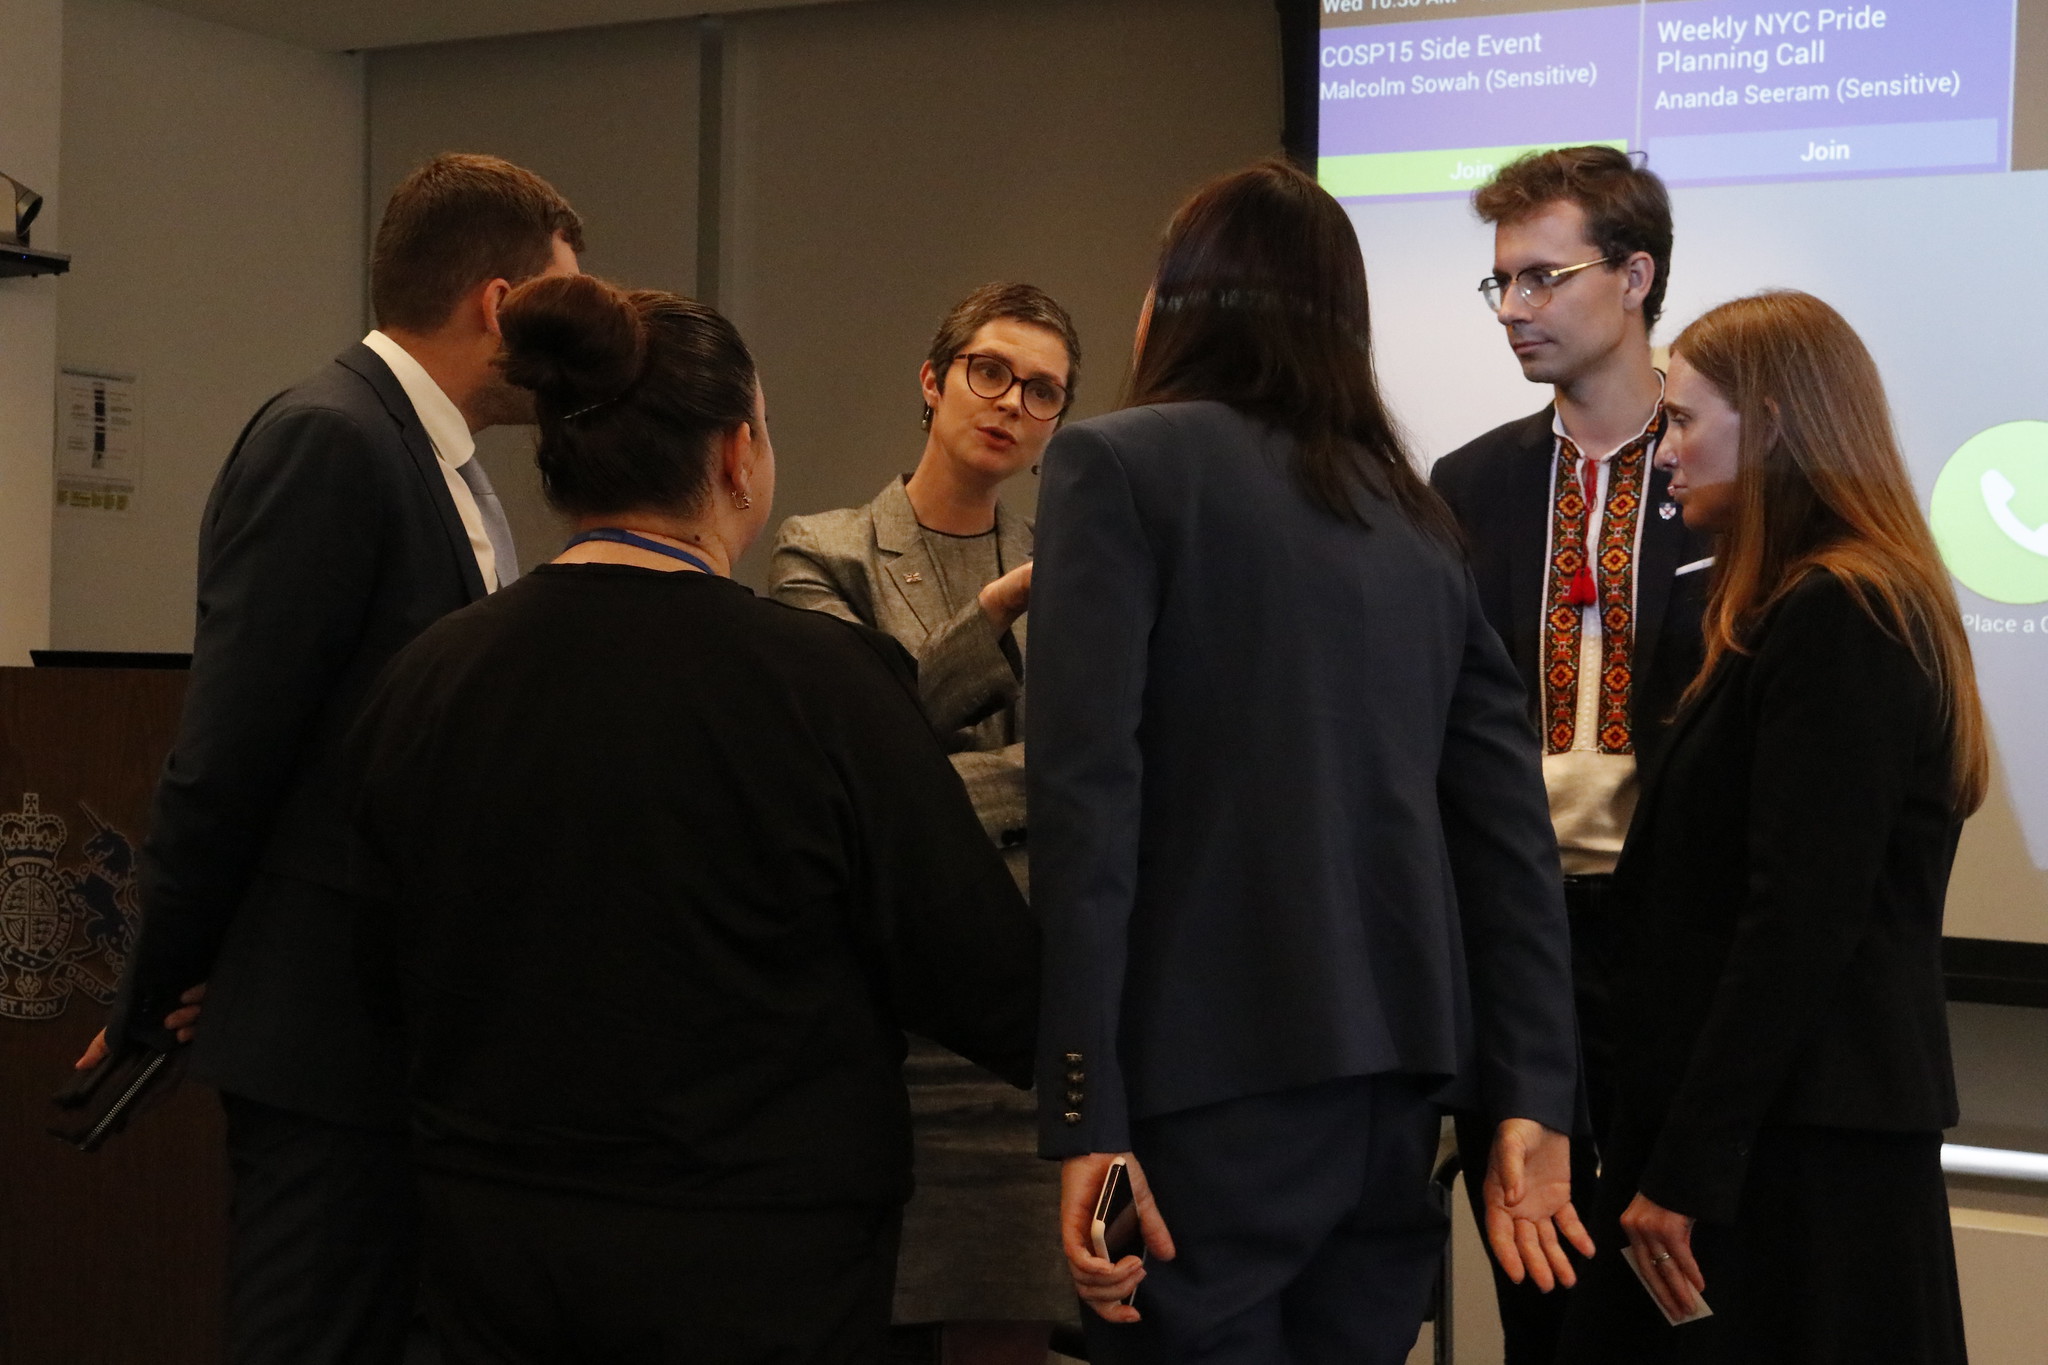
xmin=1552 ymin=369 xmax=1666 ymax=463
xmin=362 ymin=330 xmax=475 ymax=468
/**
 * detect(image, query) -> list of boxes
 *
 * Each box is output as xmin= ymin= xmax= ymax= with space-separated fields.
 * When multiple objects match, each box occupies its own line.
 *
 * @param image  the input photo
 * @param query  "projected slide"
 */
xmin=1319 ymin=0 xmax=2017 ymax=199
xmin=1318 ymin=0 xmax=2048 ymax=941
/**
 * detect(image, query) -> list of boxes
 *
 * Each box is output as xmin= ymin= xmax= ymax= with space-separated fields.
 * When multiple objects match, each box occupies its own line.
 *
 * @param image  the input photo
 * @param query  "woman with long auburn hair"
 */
xmin=1027 ymin=158 xmax=1590 ymax=1363
xmin=1562 ymin=290 xmax=1981 ymax=1364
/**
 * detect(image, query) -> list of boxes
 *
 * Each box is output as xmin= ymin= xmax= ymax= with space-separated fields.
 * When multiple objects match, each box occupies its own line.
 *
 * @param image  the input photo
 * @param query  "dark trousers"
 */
xmin=1452 ymin=873 xmax=1617 ymax=1365
xmin=1559 ymin=1127 xmax=1966 ymax=1365
xmin=221 ymin=1092 xmax=422 ymax=1365
xmin=1084 ymin=1073 xmax=1447 ymax=1365
xmin=417 ymin=1172 xmax=902 ymax=1364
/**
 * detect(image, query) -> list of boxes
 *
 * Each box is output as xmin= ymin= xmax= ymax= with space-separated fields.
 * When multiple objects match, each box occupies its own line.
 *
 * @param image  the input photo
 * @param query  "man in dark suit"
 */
xmin=77 ymin=154 xmax=583 ymax=1365
xmin=1431 ymin=145 xmax=1711 ymax=1364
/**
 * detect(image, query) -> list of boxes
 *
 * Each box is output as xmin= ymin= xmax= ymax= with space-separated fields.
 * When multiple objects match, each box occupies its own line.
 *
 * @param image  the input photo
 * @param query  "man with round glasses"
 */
xmin=770 ymin=281 xmax=1079 ymax=1365
xmin=1431 ymin=145 xmax=1711 ymax=1365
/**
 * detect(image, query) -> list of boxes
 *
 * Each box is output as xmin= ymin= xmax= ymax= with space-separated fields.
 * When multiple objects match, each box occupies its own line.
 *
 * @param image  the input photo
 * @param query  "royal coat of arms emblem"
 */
xmin=0 ymin=793 xmax=139 ymax=1021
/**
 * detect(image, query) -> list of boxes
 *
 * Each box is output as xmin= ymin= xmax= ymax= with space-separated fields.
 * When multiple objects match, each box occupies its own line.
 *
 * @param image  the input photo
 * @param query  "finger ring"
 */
xmin=1651 ymin=1252 xmax=1673 ymax=1264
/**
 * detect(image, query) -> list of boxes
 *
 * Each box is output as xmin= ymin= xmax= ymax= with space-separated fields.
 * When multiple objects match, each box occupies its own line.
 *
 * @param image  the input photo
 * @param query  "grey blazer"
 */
xmin=769 ymin=477 xmax=1031 ymax=864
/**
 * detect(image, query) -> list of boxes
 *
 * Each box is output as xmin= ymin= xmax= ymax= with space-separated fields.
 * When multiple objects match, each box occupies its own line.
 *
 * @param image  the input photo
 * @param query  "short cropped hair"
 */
xmin=926 ymin=282 xmax=1081 ymax=402
xmin=372 ymin=153 xmax=585 ymax=333
xmin=1474 ymin=146 xmax=1673 ymax=331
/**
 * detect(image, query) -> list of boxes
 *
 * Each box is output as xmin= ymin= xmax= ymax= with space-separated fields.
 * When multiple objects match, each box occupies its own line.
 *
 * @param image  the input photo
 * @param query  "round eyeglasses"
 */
xmin=1478 ymin=256 xmax=1618 ymax=313
xmin=954 ymin=353 xmax=1069 ymax=422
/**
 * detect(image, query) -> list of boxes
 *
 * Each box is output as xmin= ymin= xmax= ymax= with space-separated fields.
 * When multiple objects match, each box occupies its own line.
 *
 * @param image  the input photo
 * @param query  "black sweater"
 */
xmin=348 ymin=564 xmax=1038 ymax=1208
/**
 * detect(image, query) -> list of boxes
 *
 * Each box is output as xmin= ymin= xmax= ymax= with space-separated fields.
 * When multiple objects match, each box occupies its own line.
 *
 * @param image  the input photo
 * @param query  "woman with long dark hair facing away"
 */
xmin=345 ymin=274 xmax=1039 ymax=1365
xmin=1028 ymin=158 xmax=1592 ymax=1364
xmin=1560 ymin=290 xmax=1983 ymax=1364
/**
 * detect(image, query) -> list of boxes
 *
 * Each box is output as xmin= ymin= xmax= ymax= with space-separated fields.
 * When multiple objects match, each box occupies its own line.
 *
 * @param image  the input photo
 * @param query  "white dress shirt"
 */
xmin=361 ymin=330 xmax=498 ymax=590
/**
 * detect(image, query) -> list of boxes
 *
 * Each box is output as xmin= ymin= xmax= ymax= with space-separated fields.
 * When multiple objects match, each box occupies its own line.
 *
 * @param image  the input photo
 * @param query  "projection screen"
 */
xmin=1308 ymin=0 xmax=2048 ymax=956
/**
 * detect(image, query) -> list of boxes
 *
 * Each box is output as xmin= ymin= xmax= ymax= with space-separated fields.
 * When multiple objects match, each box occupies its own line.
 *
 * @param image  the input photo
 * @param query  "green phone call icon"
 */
xmin=1931 ymin=421 xmax=2048 ymax=605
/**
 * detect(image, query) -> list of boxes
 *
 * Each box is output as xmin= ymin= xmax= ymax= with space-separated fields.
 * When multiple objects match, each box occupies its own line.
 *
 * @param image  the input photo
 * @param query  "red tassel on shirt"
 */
xmin=1567 ymin=563 xmax=1597 ymax=606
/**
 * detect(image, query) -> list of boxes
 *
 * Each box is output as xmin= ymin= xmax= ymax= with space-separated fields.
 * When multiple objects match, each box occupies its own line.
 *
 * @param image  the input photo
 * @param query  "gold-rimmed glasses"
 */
xmin=1478 ymin=257 xmax=1618 ymax=313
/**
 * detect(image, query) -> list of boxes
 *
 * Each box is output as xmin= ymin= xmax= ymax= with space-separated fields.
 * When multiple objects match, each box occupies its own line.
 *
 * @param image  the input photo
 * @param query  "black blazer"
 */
xmin=109 ymin=343 xmax=486 ymax=1125
xmin=1432 ymin=407 xmax=1712 ymax=776
xmin=1605 ymin=572 xmax=1962 ymax=1224
xmin=1029 ymin=401 xmax=1578 ymax=1157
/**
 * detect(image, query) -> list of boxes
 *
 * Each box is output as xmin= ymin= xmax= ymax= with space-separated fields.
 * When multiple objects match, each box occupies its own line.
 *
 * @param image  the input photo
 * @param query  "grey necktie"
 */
xmin=454 ymin=456 xmax=519 ymax=589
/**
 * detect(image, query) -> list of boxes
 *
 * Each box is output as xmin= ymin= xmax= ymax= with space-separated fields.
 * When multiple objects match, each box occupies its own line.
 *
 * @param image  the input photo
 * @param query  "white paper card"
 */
xmin=1620 ymin=1244 xmax=1715 ymax=1326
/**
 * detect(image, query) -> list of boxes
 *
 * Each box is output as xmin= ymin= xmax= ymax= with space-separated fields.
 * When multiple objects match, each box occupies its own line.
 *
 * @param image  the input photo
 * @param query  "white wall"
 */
xmin=0 ymin=0 xmax=63 ymax=664
xmin=366 ymin=0 xmax=1283 ymax=586
xmin=51 ymin=0 xmax=364 ymax=651
xmin=719 ymin=0 xmax=1281 ymax=583
xmin=366 ymin=18 xmax=703 ymax=576
xmin=124 ymin=0 xmax=866 ymax=53
xmin=1954 ymin=1206 xmax=2048 ymax=1365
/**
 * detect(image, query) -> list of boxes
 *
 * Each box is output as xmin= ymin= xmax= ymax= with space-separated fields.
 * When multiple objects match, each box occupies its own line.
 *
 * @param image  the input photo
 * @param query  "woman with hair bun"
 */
xmin=346 ymin=273 xmax=1040 ymax=1365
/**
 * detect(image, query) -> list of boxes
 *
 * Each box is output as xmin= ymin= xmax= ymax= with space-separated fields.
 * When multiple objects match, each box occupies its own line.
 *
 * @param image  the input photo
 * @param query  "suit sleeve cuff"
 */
xmin=1637 ymin=1128 xmax=1751 ymax=1226
xmin=1036 ymin=1045 xmax=1131 ymax=1158
xmin=1477 ymin=1063 xmax=1578 ymax=1137
xmin=918 ymin=601 xmax=1023 ymax=735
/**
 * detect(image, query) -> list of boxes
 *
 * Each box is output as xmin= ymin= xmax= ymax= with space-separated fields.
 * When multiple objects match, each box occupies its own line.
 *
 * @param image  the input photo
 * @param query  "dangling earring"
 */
xmin=732 ymin=490 xmax=753 ymax=510
xmin=920 ymin=404 xmax=933 ymax=432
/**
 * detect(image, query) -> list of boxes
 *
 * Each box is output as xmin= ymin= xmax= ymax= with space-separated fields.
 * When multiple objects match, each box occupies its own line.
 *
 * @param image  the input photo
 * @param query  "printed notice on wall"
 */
xmin=55 ymin=369 xmax=141 ymax=514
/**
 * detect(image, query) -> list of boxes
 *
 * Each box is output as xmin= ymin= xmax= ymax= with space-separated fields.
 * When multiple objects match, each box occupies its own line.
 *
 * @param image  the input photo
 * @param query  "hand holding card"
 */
xmin=1618 ymin=1190 xmax=1711 ymax=1324
xmin=1620 ymin=1244 xmax=1714 ymax=1326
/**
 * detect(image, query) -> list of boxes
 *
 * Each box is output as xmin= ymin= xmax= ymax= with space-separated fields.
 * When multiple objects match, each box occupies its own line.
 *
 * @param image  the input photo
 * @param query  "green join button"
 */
xmin=1320 ymin=141 xmax=1629 ymax=199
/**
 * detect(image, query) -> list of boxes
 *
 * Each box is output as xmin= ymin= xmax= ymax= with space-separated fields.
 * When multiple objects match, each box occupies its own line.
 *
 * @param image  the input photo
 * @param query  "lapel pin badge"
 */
xmin=1659 ymin=501 xmax=1679 ymax=520
xmin=903 ymin=572 xmax=924 ymax=584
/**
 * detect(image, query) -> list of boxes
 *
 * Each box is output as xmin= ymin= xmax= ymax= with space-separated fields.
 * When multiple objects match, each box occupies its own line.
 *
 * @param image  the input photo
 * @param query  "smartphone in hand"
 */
xmin=1092 ymin=1156 xmax=1145 ymax=1305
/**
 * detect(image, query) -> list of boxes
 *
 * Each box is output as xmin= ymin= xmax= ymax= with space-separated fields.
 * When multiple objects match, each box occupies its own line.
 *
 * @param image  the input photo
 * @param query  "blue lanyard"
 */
xmin=564 ymin=528 xmax=718 ymax=576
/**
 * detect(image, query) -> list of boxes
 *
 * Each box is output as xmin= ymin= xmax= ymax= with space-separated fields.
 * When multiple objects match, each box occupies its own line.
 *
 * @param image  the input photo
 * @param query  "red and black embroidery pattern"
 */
xmin=1541 ymin=457 xmax=1594 ymax=753
xmin=1541 ymin=415 xmax=1662 ymax=755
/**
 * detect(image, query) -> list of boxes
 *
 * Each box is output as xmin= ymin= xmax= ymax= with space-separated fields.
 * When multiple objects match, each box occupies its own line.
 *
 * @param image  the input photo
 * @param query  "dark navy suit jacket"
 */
xmin=109 ymin=343 xmax=486 ymax=1126
xmin=1029 ymin=401 xmax=1578 ymax=1156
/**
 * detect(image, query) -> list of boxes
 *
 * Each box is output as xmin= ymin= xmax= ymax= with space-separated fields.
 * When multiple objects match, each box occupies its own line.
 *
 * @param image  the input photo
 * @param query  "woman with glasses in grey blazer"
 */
xmin=770 ymin=283 xmax=1080 ymax=1365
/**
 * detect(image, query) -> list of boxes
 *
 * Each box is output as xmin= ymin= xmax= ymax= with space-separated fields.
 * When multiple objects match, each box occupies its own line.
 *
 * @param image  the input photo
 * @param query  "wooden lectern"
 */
xmin=0 ymin=664 xmax=225 ymax=1364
